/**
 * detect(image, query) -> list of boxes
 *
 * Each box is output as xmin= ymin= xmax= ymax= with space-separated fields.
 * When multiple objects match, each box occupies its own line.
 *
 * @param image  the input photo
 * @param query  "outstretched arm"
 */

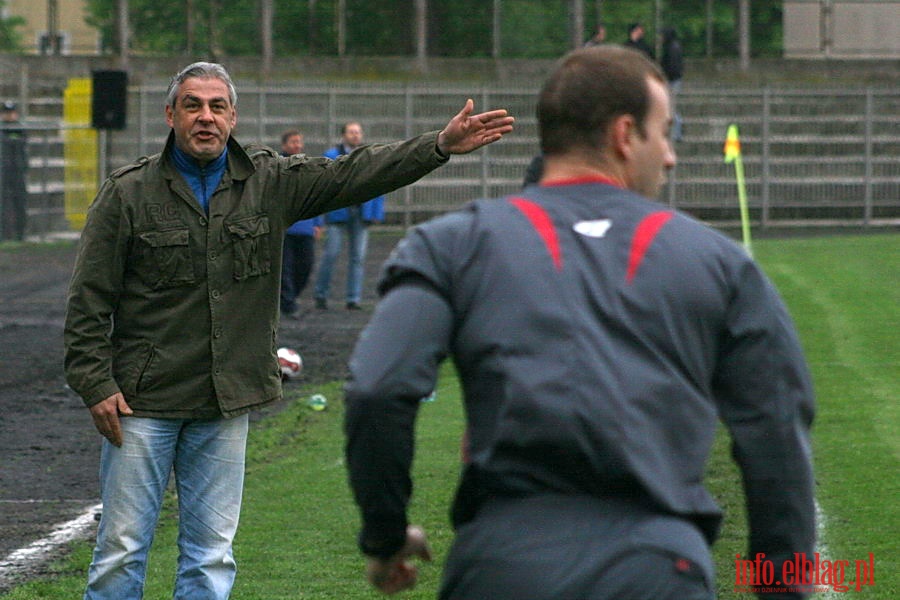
xmin=714 ymin=262 xmax=816 ymax=594
xmin=345 ymin=274 xmax=454 ymax=593
xmin=437 ymin=98 xmax=515 ymax=155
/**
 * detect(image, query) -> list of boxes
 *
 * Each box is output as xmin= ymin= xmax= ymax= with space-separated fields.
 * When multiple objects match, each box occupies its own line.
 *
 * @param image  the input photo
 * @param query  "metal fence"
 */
xmin=665 ymin=87 xmax=900 ymax=226
xmin=1 ymin=122 xmax=97 ymax=238
xmin=6 ymin=83 xmax=899 ymax=239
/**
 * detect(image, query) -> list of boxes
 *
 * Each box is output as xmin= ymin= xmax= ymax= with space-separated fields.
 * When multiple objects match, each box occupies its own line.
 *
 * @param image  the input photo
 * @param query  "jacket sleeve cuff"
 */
xmin=358 ymin=514 xmax=408 ymax=559
xmin=430 ymin=131 xmax=451 ymax=162
xmin=81 ymin=380 xmax=123 ymax=408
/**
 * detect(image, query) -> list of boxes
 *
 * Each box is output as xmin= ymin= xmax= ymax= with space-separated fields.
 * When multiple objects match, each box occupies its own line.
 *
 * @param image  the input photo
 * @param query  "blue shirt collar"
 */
xmin=171 ymin=144 xmax=228 ymax=176
xmin=171 ymin=144 xmax=228 ymax=214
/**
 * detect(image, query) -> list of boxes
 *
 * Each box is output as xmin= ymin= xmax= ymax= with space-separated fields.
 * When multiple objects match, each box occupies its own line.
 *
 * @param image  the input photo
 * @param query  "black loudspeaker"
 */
xmin=91 ymin=70 xmax=128 ymax=130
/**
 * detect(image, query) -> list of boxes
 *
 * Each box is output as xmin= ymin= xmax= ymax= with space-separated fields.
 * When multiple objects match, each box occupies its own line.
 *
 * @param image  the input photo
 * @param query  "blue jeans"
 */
xmin=314 ymin=218 xmax=369 ymax=304
xmin=84 ymin=415 xmax=249 ymax=600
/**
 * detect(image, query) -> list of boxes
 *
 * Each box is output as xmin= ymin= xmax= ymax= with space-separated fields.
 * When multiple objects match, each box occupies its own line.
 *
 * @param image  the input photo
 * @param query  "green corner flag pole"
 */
xmin=724 ymin=124 xmax=752 ymax=257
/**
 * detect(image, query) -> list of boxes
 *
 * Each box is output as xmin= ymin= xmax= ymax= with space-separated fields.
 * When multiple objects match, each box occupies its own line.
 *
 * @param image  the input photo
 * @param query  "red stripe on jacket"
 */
xmin=626 ymin=211 xmax=673 ymax=283
xmin=509 ymin=198 xmax=562 ymax=271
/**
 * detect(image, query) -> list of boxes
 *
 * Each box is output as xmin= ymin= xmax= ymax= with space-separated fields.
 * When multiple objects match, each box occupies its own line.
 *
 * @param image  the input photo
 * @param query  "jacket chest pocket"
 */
xmin=224 ymin=215 xmax=272 ymax=280
xmin=136 ymin=228 xmax=196 ymax=289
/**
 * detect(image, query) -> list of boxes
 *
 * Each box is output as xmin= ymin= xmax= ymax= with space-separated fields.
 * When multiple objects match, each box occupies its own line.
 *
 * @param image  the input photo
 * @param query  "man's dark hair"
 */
xmin=341 ymin=121 xmax=361 ymax=135
xmin=537 ymin=45 xmax=665 ymax=157
xmin=281 ymin=129 xmax=302 ymax=145
xmin=662 ymin=27 xmax=679 ymax=44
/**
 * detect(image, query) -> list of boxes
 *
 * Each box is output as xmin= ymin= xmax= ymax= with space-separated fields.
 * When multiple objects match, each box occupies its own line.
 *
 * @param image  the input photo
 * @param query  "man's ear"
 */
xmin=608 ymin=114 xmax=637 ymax=161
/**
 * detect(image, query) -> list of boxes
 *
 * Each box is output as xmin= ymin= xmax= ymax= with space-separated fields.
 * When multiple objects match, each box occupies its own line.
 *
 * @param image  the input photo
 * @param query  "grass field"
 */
xmin=2 ymin=233 xmax=897 ymax=599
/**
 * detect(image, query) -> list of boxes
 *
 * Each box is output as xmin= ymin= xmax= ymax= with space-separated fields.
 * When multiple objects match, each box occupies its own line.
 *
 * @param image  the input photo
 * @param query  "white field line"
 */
xmin=770 ymin=262 xmax=878 ymax=596
xmin=815 ymin=499 xmax=841 ymax=599
xmin=0 ymin=502 xmax=101 ymax=586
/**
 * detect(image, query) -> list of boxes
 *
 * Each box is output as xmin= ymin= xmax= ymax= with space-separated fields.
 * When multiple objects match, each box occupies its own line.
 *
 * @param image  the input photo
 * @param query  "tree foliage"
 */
xmin=84 ymin=0 xmax=784 ymax=60
xmin=0 ymin=0 xmax=25 ymax=52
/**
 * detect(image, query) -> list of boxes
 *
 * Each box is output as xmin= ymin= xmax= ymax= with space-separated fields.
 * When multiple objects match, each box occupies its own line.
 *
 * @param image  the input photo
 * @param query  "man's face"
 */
xmin=165 ymin=76 xmax=237 ymax=164
xmin=282 ymin=134 xmax=304 ymax=155
xmin=1 ymin=110 xmax=17 ymax=123
xmin=626 ymin=77 xmax=676 ymax=199
xmin=342 ymin=123 xmax=363 ymax=148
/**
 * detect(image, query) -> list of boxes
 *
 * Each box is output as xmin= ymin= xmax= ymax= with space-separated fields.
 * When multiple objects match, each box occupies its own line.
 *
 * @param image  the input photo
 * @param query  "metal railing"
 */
xmin=6 ymin=83 xmax=899 ymax=239
xmin=1 ymin=122 xmax=98 ymax=238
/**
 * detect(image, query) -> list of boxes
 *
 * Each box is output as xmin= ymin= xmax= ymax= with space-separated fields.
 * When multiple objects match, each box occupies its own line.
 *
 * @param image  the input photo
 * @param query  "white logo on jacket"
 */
xmin=573 ymin=220 xmax=612 ymax=238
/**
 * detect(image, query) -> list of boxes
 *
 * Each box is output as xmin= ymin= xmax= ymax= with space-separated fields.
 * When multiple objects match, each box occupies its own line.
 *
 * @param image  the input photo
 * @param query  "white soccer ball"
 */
xmin=277 ymin=347 xmax=303 ymax=380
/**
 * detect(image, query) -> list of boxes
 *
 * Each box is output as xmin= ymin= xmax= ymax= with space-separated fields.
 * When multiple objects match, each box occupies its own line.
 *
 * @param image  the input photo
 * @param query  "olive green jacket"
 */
xmin=64 ymin=130 xmax=448 ymax=418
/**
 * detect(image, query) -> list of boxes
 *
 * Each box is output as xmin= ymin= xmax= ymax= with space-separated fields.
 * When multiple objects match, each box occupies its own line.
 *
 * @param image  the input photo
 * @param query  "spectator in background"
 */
xmin=661 ymin=27 xmax=685 ymax=141
xmin=279 ymin=129 xmax=323 ymax=319
xmin=522 ymin=153 xmax=544 ymax=187
xmin=625 ymin=22 xmax=655 ymax=60
xmin=344 ymin=46 xmax=815 ymax=599
xmin=1 ymin=101 xmax=29 ymax=241
xmin=584 ymin=24 xmax=606 ymax=47
xmin=314 ymin=121 xmax=384 ymax=310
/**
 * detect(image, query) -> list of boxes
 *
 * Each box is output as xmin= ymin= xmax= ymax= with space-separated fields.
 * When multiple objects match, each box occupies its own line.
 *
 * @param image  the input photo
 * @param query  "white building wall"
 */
xmin=784 ymin=0 xmax=900 ymax=58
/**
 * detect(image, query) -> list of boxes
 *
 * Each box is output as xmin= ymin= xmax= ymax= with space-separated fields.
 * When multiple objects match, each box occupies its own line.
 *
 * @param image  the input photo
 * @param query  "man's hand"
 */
xmin=89 ymin=392 xmax=133 ymax=447
xmin=437 ymin=99 xmax=515 ymax=155
xmin=365 ymin=525 xmax=433 ymax=594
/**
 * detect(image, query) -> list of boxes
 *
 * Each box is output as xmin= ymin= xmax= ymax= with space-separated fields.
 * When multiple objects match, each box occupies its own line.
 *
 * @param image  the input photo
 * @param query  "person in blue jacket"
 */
xmin=279 ymin=129 xmax=322 ymax=319
xmin=314 ymin=121 xmax=384 ymax=310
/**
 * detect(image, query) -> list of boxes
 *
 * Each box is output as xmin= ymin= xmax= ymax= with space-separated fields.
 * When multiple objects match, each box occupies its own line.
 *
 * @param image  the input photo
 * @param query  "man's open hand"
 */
xmin=437 ymin=99 xmax=515 ymax=155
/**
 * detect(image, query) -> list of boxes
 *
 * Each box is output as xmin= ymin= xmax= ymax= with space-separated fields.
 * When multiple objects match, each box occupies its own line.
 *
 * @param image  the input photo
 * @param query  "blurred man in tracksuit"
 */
xmin=344 ymin=46 xmax=815 ymax=600
xmin=278 ymin=129 xmax=322 ymax=319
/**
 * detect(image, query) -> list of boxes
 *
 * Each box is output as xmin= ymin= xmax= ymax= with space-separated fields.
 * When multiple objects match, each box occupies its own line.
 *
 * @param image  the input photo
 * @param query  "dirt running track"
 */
xmin=0 ymin=230 xmax=403 ymax=592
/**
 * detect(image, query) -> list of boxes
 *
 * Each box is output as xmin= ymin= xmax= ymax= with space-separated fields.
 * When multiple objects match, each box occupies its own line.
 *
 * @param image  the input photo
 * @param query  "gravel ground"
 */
xmin=0 ymin=229 xmax=403 ymax=592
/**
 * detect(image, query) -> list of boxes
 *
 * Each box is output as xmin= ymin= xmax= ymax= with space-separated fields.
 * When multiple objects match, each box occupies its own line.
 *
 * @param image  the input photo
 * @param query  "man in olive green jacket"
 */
xmin=64 ymin=61 xmax=513 ymax=600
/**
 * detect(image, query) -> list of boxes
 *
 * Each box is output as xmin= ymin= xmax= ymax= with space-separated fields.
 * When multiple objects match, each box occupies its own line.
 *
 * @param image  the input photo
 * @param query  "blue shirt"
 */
xmin=286 ymin=216 xmax=323 ymax=237
xmin=172 ymin=144 xmax=228 ymax=214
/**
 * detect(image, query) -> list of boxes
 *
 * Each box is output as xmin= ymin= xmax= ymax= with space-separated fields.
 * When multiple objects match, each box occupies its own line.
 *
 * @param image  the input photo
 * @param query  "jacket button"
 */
xmin=213 ymin=328 xmax=222 ymax=338
xmin=211 ymin=290 xmax=220 ymax=299
xmin=199 ymin=216 xmax=208 ymax=226
xmin=209 ymin=251 xmax=218 ymax=261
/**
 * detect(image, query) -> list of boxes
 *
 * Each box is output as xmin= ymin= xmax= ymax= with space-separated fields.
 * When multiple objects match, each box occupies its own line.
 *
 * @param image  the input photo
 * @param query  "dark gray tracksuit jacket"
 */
xmin=345 ymin=179 xmax=815 ymax=599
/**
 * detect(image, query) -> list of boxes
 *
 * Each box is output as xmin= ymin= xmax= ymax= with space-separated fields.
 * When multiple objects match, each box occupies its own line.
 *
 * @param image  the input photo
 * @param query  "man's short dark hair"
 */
xmin=537 ymin=45 xmax=665 ymax=157
xmin=281 ymin=129 xmax=302 ymax=145
xmin=341 ymin=121 xmax=361 ymax=135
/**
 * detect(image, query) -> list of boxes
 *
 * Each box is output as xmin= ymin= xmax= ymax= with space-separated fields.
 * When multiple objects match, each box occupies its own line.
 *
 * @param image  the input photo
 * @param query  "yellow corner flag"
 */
xmin=724 ymin=124 xmax=752 ymax=256
xmin=724 ymin=124 xmax=741 ymax=164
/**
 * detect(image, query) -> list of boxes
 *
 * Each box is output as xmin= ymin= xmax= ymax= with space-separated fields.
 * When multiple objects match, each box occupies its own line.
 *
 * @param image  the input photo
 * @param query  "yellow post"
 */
xmin=724 ymin=124 xmax=752 ymax=257
xmin=63 ymin=78 xmax=98 ymax=231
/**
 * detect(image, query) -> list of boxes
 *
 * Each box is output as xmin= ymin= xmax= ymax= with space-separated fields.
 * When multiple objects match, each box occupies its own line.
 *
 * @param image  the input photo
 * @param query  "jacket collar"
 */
xmin=159 ymin=131 xmax=256 ymax=181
